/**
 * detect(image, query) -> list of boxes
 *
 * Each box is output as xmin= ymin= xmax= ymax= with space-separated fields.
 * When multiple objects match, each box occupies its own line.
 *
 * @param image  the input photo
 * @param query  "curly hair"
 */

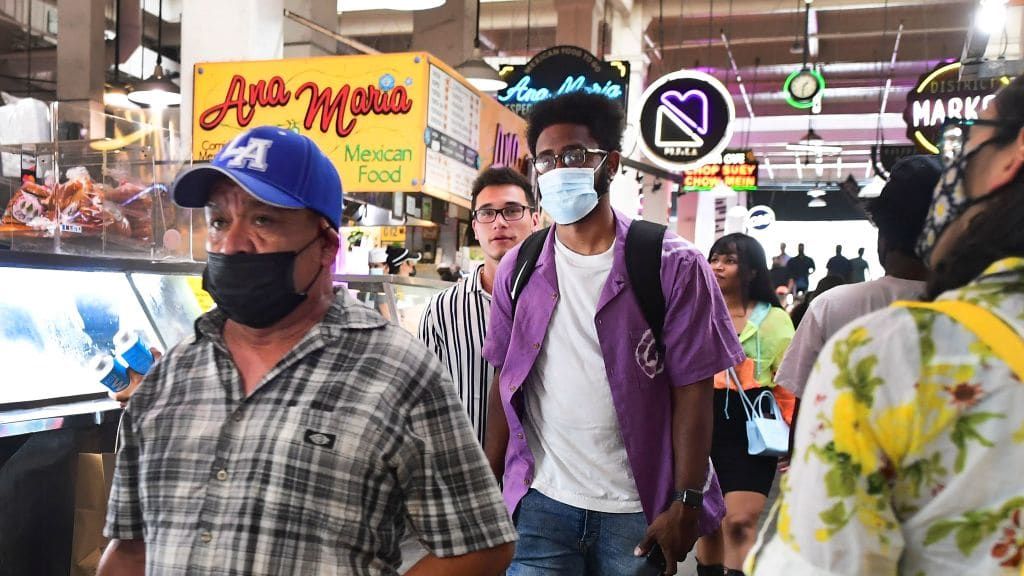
xmin=526 ymin=92 xmax=626 ymax=155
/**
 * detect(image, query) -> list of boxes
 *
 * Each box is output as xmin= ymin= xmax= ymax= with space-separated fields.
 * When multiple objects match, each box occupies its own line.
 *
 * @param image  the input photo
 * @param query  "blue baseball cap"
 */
xmin=171 ymin=126 xmax=343 ymax=228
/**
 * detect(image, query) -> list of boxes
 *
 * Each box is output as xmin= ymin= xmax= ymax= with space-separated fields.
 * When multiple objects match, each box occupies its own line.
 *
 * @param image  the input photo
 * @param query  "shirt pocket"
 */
xmin=263 ymin=406 xmax=388 ymax=537
xmin=630 ymin=328 xmax=666 ymax=386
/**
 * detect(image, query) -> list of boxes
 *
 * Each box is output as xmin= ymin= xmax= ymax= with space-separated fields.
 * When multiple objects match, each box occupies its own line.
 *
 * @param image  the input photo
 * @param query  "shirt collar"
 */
xmin=466 ymin=263 xmax=487 ymax=295
xmin=537 ymin=208 xmax=632 ymax=269
xmin=192 ymin=289 xmax=389 ymax=345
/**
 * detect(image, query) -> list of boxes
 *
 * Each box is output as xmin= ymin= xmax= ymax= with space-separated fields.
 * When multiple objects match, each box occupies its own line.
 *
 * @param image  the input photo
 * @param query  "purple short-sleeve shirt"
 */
xmin=482 ymin=209 xmax=745 ymax=533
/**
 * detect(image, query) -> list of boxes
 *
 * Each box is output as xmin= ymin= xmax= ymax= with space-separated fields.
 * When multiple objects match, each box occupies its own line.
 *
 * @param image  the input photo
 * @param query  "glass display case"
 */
xmin=0 ymin=251 xmax=203 ymax=436
xmin=334 ymin=274 xmax=453 ymax=336
xmin=0 ymin=102 xmax=200 ymax=262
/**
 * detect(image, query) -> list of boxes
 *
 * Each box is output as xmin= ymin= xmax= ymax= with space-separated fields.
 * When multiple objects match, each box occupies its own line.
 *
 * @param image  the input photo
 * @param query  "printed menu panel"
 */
xmin=428 ymin=65 xmax=481 ymax=153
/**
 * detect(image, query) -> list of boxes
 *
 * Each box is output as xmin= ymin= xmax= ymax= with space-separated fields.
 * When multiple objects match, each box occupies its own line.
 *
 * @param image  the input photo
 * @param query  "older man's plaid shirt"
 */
xmin=104 ymin=292 xmax=516 ymax=575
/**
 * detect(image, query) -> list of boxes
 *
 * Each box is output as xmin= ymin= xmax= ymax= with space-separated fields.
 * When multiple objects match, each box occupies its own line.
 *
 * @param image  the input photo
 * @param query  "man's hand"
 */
xmin=634 ymin=503 xmax=699 ymax=575
xmin=109 ymin=348 xmax=162 ymax=407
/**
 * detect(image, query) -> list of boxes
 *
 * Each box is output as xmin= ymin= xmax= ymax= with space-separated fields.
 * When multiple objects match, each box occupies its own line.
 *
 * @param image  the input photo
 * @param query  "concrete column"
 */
xmin=411 ymin=0 xmax=475 ymax=69
xmin=641 ymin=177 xmax=669 ymax=225
xmin=555 ymin=0 xmax=603 ymax=54
xmin=284 ymin=0 xmax=337 ymax=58
xmin=56 ymin=0 xmax=106 ymax=138
xmin=675 ymin=191 xmax=699 ymax=242
xmin=608 ymin=4 xmax=649 ymax=219
xmin=180 ymin=0 xmax=284 ymax=159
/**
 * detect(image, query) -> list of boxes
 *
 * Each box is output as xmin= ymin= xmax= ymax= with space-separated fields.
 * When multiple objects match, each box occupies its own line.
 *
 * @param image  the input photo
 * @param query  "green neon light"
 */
xmin=782 ymin=69 xmax=826 ymax=110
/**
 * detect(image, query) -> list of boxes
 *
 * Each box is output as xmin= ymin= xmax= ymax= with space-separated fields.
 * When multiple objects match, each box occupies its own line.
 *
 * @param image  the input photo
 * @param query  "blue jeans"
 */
xmin=508 ymin=489 xmax=664 ymax=576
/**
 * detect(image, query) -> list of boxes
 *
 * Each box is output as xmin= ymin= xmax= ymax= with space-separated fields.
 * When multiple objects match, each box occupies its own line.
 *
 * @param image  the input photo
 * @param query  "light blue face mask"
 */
xmin=537 ymin=161 xmax=605 ymax=225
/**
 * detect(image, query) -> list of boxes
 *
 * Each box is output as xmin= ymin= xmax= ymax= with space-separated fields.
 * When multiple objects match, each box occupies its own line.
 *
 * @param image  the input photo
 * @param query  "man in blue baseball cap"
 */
xmin=98 ymin=126 xmax=516 ymax=576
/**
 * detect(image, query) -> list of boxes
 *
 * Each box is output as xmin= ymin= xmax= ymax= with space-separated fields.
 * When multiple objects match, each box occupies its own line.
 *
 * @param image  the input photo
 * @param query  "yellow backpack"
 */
xmin=891 ymin=300 xmax=1024 ymax=382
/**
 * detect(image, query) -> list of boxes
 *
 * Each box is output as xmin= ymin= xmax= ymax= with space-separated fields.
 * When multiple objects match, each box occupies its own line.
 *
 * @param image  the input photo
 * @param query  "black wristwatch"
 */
xmin=671 ymin=489 xmax=704 ymax=509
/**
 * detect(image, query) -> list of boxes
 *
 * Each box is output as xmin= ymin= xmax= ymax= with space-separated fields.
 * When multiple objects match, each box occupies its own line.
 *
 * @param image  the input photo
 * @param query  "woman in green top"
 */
xmin=697 ymin=233 xmax=795 ymax=576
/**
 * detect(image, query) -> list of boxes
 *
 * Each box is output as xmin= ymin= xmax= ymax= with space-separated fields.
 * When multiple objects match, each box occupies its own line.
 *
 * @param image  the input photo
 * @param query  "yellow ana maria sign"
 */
xmin=192 ymin=52 xmax=528 ymax=206
xmin=193 ymin=53 xmax=427 ymax=193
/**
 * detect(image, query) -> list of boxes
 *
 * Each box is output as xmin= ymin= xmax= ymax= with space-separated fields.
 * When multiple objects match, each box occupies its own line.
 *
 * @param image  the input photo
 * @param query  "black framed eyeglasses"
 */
xmin=939 ymin=117 xmax=1014 ymax=165
xmin=532 ymin=147 xmax=608 ymax=174
xmin=472 ymin=203 xmax=533 ymax=224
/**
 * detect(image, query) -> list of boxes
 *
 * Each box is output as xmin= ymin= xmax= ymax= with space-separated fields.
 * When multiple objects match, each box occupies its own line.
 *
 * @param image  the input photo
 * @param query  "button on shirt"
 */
xmin=418 ymin=264 xmax=492 ymax=444
xmin=104 ymin=292 xmax=516 ymax=575
xmin=482 ymin=209 xmax=746 ymax=533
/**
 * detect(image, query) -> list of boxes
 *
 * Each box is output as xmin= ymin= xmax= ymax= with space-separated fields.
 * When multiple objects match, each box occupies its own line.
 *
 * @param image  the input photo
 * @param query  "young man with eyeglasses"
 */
xmin=419 ymin=167 xmax=539 ymax=444
xmin=481 ymin=93 xmax=743 ymax=576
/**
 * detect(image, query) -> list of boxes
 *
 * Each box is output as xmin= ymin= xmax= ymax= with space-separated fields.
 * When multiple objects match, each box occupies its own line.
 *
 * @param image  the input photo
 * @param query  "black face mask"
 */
xmin=202 ymin=235 xmax=322 ymax=329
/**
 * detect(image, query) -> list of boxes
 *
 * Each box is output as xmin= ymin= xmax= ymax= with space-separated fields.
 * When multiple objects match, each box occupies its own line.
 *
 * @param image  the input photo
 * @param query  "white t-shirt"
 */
xmin=522 ymin=235 xmax=642 ymax=513
xmin=775 ymin=275 xmax=926 ymax=398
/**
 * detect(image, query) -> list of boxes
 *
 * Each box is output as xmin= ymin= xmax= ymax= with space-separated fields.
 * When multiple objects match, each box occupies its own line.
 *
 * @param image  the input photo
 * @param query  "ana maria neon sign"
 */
xmin=496 ymin=45 xmax=630 ymax=118
xmin=497 ymin=75 xmax=624 ymax=105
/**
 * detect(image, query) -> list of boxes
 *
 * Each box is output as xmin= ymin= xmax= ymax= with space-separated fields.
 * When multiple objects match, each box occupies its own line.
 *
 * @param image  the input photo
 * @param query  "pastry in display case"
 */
xmin=0 ymin=140 xmax=190 ymax=261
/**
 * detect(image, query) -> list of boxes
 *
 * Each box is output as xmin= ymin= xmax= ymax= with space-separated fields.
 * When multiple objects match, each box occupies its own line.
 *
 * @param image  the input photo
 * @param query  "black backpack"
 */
xmin=510 ymin=220 xmax=668 ymax=349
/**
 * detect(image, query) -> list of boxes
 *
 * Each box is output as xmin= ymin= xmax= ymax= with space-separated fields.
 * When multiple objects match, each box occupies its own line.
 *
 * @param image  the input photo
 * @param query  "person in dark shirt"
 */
xmin=849 ymin=247 xmax=870 ymax=282
xmin=785 ymin=244 xmax=816 ymax=295
xmin=825 ymin=245 xmax=852 ymax=281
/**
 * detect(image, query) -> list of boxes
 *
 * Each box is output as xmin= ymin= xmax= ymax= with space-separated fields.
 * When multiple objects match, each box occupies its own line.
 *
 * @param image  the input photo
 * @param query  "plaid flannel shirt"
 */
xmin=105 ymin=291 xmax=515 ymax=575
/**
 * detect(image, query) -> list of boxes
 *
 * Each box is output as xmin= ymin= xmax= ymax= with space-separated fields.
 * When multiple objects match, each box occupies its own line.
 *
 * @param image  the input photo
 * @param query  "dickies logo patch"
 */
xmin=304 ymin=429 xmax=336 ymax=449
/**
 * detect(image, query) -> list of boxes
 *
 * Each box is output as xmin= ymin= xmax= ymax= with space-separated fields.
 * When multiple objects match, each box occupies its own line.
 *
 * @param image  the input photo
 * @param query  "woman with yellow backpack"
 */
xmin=749 ymin=75 xmax=1024 ymax=574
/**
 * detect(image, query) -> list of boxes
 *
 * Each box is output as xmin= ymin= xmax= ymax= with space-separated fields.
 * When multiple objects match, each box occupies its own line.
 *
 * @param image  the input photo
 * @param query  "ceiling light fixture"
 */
xmin=128 ymin=0 xmax=180 ymax=107
xmin=454 ymin=0 xmax=507 ymax=92
xmin=807 ymin=188 xmax=826 ymax=198
xmin=336 ymin=0 xmax=445 ymax=11
xmin=786 ymin=127 xmax=842 ymax=155
xmin=808 ymin=198 xmax=827 ymax=208
xmin=976 ymin=0 xmax=1009 ymax=35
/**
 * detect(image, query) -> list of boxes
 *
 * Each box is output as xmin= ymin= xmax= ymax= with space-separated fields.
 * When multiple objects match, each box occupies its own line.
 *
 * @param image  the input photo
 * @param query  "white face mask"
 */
xmin=368 ymin=268 xmax=384 ymax=276
xmin=537 ymin=167 xmax=600 ymax=225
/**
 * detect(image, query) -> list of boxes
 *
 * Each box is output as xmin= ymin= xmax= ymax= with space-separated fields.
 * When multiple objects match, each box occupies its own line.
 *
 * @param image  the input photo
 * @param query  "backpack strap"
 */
xmin=510 ymin=228 xmax=550 ymax=313
xmin=625 ymin=219 xmax=668 ymax=349
xmin=892 ymin=300 xmax=1024 ymax=383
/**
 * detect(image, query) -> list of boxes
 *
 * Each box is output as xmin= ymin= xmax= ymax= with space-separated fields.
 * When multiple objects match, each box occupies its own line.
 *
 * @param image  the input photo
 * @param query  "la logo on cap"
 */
xmin=221 ymin=137 xmax=273 ymax=172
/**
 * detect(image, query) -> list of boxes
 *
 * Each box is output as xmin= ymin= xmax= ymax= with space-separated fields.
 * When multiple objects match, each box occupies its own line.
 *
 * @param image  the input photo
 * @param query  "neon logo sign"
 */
xmin=904 ymin=61 xmax=1009 ymax=154
xmin=498 ymin=75 xmax=624 ymax=105
xmin=495 ymin=46 xmax=630 ymax=118
xmin=638 ymin=70 xmax=735 ymax=172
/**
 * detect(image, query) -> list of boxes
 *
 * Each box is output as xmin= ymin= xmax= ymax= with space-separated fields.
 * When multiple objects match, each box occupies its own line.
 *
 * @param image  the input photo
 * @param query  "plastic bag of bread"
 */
xmin=106 ymin=181 xmax=152 ymax=241
xmin=2 ymin=180 xmax=56 ymax=230
xmin=57 ymin=167 xmax=105 ymax=230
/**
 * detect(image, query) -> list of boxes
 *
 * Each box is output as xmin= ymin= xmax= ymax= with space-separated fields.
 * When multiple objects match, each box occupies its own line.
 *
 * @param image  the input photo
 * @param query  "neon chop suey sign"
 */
xmin=198 ymin=74 xmax=413 ymax=138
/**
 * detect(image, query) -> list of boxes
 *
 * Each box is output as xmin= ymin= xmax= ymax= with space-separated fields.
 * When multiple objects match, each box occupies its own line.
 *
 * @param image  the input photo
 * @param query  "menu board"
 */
xmin=425 ymin=65 xmax=482 ymax=201
xmin=428 ymin=65 xmax=481 ymax=150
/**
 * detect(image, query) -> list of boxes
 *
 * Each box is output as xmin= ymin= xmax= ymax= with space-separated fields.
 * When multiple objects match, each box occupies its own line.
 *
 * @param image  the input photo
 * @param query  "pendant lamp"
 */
xmin=128 ymin=0 xmax=180 ymax=107
xmin=104 ymin=0 xmax=139 ymax=109
xmin=454 ymin=0 xmax=506 ymax=92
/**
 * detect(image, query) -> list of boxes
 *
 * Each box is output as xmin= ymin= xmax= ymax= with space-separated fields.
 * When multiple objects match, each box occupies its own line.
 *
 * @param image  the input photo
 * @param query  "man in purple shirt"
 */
xmin=482 ymin=93 xmax=745 ymax=576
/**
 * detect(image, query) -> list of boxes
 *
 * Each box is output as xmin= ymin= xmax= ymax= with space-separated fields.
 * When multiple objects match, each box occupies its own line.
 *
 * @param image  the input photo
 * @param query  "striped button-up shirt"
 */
xmin=418 ymin=264 xmax=492 ymax=445
xmin=104 ymin=291 xmax=515 ymax=575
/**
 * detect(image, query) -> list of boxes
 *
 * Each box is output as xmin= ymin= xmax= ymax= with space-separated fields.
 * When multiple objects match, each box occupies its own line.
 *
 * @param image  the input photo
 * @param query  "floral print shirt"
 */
xmin=750 ymin=257 xmax=1024 ymax=575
